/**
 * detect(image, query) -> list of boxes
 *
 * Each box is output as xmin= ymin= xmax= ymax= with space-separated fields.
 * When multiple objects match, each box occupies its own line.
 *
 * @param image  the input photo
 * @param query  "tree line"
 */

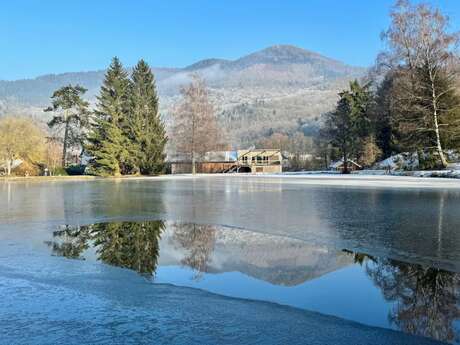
xmin=321 ymin=0 xmax=460 ymax=173
xmin=0 ymin=58 xmax=168 ymax=176
xmin=45 ymin=57 xmax=167 ymax=176
xmin=0 ymin=57 xmax=226 ymax=176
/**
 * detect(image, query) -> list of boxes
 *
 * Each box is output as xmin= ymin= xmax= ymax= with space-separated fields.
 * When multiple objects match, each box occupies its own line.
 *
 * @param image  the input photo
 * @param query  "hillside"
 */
xmin=0 ymin=45 xmax=366 ymax=146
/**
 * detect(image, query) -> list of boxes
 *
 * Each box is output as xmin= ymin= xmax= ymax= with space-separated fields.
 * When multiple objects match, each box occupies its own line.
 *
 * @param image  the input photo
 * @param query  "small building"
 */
xmin=169 ymin=149 xmax=283 ymax=174
xmin=237 ymin=149 xmax=283 ymax=173
xmin=330 ymin=159 xmax=362 ymax=172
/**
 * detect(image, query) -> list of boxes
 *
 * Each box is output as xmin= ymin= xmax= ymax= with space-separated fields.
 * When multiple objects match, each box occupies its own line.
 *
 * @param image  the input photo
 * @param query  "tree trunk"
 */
xmin=62 ymin=119 xmax=70 ymax=167
xmin=433 ymin=108 xmax=448 ymax=168
xmin=6 ymin=159 xmax=11 ymax=176
xmin=430 ymin=69 xmax=448 ymax=168
xmin=191 ymin=110 xmax=196 ymax=175
xmin=192 ymin=154 xmax=196 ymax=175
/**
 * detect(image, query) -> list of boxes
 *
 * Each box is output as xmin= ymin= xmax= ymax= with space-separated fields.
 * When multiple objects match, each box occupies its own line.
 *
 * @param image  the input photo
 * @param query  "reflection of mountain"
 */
xmin=162 ymin=222 xmax=353 ymax=286
xmin=46 ymin=220 xmax=352 ymax=285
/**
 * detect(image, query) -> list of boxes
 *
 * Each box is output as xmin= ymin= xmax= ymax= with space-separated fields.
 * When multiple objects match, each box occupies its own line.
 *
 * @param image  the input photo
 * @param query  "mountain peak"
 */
xmin=232 ymin=44 xmax=342 ymax=68
xmin=259 ymin=44 xmax=320 ymax=56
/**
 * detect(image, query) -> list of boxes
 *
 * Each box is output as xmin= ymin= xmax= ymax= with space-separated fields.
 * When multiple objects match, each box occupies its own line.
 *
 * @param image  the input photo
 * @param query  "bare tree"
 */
xmin=0 ymin=117 xmax=46 ymax=175
xmin=172 ymin=222 xmax=216 ymax=280
xmin=170 ymin=75 xmax=227 ymax=174
xmin=380 ymin=0 xmax=460 ymax=167
xmin=45 ymin=138 xmax=63 ymax=174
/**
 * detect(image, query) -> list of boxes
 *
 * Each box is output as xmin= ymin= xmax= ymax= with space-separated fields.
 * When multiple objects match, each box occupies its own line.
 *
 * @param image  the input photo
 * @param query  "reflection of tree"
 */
xmin=46 ymin=221 xmax=164 ymax=276
xmin=45 ymin=225 xmax=91 ymax=259
xmin=172 ymin=223 xmax=216 ymax=279
xmin=344 ymin=250 xmax=460 ymax=343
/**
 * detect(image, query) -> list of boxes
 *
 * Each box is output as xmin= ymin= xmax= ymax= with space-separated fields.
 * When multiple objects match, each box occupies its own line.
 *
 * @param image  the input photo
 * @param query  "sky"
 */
xmin=2 ymin=0 xmax=460 ymax=80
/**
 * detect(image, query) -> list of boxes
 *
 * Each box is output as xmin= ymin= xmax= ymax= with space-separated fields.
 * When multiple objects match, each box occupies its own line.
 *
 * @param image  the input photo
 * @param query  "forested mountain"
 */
xmin=0 ymin=45 xmax=365 ymax=146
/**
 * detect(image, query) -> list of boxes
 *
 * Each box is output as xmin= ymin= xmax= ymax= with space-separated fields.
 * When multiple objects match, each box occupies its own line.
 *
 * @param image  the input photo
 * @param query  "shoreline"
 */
xmin=2 ymin=172 xmax=460 ymax=189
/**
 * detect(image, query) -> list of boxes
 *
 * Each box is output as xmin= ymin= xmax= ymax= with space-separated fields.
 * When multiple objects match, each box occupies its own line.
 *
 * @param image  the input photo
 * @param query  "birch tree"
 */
xmin=380 ymin=0 xmax=460 ymax=167
xmin=170 ymin=75 xmax=226 ymax=174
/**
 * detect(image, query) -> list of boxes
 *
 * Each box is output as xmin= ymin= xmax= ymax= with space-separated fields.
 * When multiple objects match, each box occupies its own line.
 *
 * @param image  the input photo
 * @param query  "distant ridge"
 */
xmin=184 ymin=58 xmax=230 ymax=71
xmin=0 ymin=44 xmax=366 ymax=146
xmin=182 ymin=44 xmax=360 ymax=72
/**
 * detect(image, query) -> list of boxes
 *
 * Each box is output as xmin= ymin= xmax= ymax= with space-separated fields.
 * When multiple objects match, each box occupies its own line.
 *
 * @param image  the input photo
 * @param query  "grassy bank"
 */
xmin=0 ymin=174 xmax=174 ymax=183
xmin=0 ymin=175 xmax=102 ymax=183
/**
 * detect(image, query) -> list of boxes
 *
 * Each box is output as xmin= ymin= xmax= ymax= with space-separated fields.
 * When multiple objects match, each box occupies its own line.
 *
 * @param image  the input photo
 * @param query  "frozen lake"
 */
xmin=1 ymin=175 xmax=460 ymax=344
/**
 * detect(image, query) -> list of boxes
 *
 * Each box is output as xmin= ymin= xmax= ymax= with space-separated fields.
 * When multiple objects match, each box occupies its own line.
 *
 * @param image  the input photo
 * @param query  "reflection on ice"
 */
xmin=46 ymin=221 xmax=164 ymax=275
xmin=349 ymin=251 xmax=460 ymax=344
xmin=46 ymin=220 xmax=460 ymax=343
xmin=47 ymin=221 xmax=352 ymax=284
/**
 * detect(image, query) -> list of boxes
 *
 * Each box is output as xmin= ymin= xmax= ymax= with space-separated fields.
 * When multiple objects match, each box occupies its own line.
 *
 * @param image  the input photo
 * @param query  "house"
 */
xmin=169 ymin=149 xmax=283 ymax=174
xmin=330 ymin=159 xmax=362 ymax=172
xmin=237 ymin=149 xmax=283 ymax=173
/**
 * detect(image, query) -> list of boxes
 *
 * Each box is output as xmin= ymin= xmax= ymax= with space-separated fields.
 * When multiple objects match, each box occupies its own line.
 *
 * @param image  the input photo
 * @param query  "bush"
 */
xmin=418 ymin=151 xmax=445 ymax=170
xmin=65 ymin=165 xmax=86 ymax=176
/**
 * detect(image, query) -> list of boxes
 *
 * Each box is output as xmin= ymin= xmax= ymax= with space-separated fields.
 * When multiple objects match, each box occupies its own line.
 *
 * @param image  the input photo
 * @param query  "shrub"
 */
xmin=65 ymin=165 xmax=86 ymax=175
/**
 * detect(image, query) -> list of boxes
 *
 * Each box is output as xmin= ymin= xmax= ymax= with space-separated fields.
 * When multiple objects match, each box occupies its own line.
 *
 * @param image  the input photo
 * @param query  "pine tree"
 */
xmin=86 ymin=118 xmax=127 ymax=176
xmin=373 ymin=73 xmax=396 ymax=158
xmin=85 ymin=57 xmax=132 ymax=176
xmin=44 ymin=85 xmax=89 ymax=167
xmin=322 ymin=80 xmax=373 ymax=173
xmin=129 ymin=60 xmax=167 ymax=175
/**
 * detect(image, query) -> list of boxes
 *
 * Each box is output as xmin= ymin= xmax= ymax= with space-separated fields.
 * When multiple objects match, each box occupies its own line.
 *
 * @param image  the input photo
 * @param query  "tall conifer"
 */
xmin=129 ymin=60 xmax=167 ymax=175
xmin=86 ymin=57 xmax=132 ymax=176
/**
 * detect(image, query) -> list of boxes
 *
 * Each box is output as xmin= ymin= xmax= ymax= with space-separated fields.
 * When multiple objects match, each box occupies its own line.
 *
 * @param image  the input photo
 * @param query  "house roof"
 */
xmin=330 ymin=159 xmax=362 ymax=169
xmin=203 ymin=151 xmax=238 ymax=162
xmin=238 ymin=149 xmax=281 ymax=159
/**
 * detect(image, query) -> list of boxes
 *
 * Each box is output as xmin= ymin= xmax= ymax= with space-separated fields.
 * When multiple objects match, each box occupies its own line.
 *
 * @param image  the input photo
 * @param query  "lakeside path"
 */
xmin=2 ymin=173 xmax=460 ymax=189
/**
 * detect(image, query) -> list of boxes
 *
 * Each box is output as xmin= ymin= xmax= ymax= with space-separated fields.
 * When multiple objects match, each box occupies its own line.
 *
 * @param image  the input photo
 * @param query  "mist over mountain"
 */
xmin=0 ymin=45 xmax=366 ymax=146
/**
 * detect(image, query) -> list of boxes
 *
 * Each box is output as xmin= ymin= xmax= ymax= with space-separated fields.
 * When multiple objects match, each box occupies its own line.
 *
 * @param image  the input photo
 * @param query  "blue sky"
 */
xmin=2 ymin=0 xmax=459 ymax=80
